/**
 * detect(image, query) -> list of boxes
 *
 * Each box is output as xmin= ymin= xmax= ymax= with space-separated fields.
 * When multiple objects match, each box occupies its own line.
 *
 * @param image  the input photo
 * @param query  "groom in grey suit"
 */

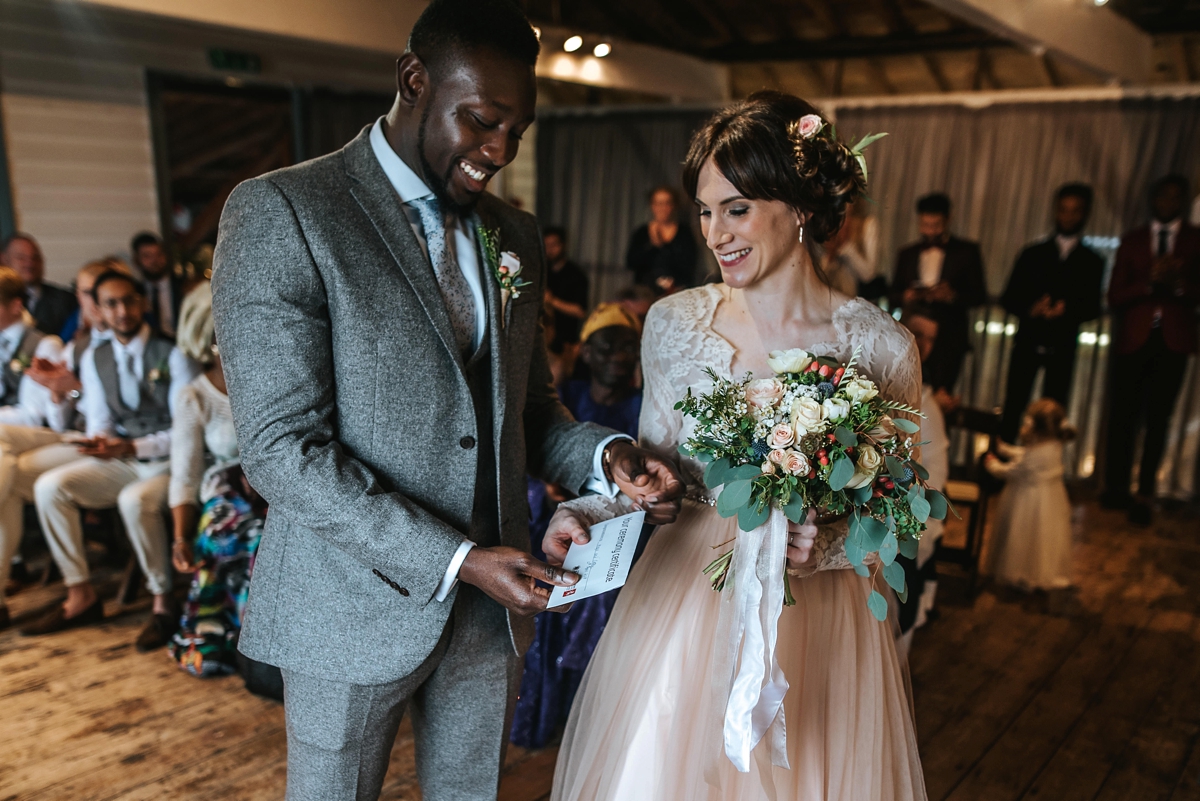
xmin=211 ymin=2 xmax=683 ymax=799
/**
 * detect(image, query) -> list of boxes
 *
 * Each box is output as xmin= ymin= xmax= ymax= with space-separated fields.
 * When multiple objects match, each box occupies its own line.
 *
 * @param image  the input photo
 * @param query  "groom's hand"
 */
xmin=543 ymin=507 xmax=592 ymax=567
xmin=605 ymin=440 xmax=684 ymax=525
xmin=458 ymin=546 xmax=579 ymax=617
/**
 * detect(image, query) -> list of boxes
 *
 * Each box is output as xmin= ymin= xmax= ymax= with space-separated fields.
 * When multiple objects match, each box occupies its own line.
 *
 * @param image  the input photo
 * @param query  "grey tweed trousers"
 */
xmin=281 ymin=586 xmax=522 ymax=801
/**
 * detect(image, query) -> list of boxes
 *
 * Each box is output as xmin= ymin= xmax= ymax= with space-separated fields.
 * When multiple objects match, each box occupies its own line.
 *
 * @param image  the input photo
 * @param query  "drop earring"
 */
xmin=798 ymin=225 xmax=804 ymax=244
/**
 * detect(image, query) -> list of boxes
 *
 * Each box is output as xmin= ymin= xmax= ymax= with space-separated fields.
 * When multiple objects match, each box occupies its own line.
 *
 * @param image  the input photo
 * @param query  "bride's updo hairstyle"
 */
xmin=682 ymin=91 xmax=867 ymax=245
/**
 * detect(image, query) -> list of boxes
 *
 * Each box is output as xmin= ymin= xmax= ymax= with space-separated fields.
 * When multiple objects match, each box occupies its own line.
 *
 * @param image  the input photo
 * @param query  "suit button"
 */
xmin=397 ymin=587 xmax=410 ymax=597
xmin=460 ymin=436 xmax=476 ymax=450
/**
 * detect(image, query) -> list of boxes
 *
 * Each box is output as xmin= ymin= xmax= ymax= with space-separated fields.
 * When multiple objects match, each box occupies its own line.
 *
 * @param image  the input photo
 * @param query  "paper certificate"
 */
xmin=546 ymin=511 xmax=645 ymax=609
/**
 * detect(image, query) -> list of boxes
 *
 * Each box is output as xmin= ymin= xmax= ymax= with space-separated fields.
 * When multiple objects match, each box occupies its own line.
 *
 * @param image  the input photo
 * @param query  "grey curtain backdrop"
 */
xmin=535 ymin=96 xmax=1200 ymax=498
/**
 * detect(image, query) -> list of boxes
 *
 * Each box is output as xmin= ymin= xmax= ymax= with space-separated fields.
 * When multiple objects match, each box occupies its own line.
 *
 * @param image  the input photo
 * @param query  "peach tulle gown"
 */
xmin=551 ymin=286 xmax=928 ymax=801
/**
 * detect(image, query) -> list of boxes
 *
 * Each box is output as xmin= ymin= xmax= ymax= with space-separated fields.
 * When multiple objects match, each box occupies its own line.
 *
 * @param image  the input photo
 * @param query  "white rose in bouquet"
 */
xmin=822 ymin=396 xmax=851 ymax=423
xmin=789 ymin=397 xmax=826 ymax=435
xmin=766 ymin=348 xmax=813 ymax=375
xmin=745 ymin=378 xmax=784 ymax=412
xmin=768 ymin=423 xmax=795 ymax=448
xmin=840 ymin=376 xmax=878 ymax=404
xmin=784 ymin=450 xmax=811 ymax=476
xmin=845 ymin=443 xmax=883 ymax=489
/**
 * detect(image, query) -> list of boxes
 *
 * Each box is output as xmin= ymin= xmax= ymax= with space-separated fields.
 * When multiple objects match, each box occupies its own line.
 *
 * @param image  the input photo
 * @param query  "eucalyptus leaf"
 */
xmin=704 ymin=457 xmax=732 ymax=489
xmin=879 ymin=531 xmax=899 ymax=566
xmin=885 ymin=455 xmax=907 ymax=480
xmin=860 ymin=515 xmax=888 ymax=551
xmin=845 ymin=536 xmax=867 ymax=567
xmin=851 ymin=484 xmax=873 ymax=505
xmin=738 ymin=501 xmax=770 ymax=532
xmin=867 ymin=590 xmax=889 ymax=621
xmin=883 ymin=560 xmax=906 ymax=593
xmin=835 ymin=426 xmax=858 ymax=448
xmin=851 ymin=131 xmax=889 ymax=152
xmin=696 ymin=451 xmax=714 ymax=463
xmin=677 ymin=443 xmax=691 ymax=457
xmin=726 ymin=464 xmax=763 ymax=482
xmin=829 ymin=454 xmax=854 ymax=491
xmin=897 ymin=583 xmax=910 ymax=604
xmin=911 ymin=461 xmax=930 ymax=481
xmin=854 ymin=563 xmax=870 ymax=577
xmin=891 ymin=417 xmax=920 ymax=434
xmin=898 ymin=535 xmax=919 ymax=560
xmin=927 ymin=489 xmax=948 ymax=520
xmin=716 ymin=479 xmax=753 ymax=517
xmin=910 ymin=492 xmax=931 ymax=523
xmin=783 ymin=494 xmax=806 ymax=524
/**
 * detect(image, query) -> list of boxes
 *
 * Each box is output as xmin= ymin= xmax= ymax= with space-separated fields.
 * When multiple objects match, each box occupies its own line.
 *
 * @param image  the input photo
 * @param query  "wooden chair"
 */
xmin=935 ymin=406 xmax=1003 ymax=596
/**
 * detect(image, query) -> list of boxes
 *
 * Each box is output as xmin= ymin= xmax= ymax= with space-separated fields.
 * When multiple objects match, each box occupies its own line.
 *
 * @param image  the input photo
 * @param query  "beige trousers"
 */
xmin=35 ymin=457 xmax=172 ymax=595
xmin=0 ymin=425 xmax=84 ymax=605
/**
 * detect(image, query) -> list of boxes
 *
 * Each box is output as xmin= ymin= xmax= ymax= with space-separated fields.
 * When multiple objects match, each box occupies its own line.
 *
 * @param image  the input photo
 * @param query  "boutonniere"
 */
xmin=8 ymin=353 xmax=30 ymax=375
xmin=479 ymin=225 xmax=532 ymax=328
xmin=147 ymin=358 xmax=170 ymax=385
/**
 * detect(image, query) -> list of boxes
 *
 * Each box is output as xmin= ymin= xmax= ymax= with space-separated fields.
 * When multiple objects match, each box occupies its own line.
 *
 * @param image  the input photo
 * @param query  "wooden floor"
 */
xmin=2 ymin=500 xmax=1199 ymax=800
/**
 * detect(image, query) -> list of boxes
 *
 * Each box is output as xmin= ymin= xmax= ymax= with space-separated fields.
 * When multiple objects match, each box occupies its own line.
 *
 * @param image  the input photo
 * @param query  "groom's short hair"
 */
xmin=407 ymin=0 xmax=540 ymax=74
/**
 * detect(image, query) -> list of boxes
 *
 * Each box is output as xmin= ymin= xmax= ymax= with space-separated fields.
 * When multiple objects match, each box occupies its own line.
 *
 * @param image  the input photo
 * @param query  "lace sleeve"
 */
xmin=789 ymin=303 xmax=924 ymax=578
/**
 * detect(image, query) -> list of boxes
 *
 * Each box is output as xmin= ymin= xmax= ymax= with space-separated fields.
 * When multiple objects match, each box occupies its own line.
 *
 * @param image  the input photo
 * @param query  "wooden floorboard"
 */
xmin=2 ymin=500 xmax=1197 ymax=799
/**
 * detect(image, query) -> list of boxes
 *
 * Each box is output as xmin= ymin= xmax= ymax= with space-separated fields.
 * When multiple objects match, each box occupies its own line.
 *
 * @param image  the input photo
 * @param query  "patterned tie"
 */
xmin=409 ymin=196 xmax=476 ymax=356
xmin=120 ymin=351 xmax=141 ymax=410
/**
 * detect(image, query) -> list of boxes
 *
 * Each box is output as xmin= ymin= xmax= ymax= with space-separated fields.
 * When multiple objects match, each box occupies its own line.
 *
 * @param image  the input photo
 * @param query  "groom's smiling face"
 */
xmin=412 ymin=48 xmax=536 ymax=215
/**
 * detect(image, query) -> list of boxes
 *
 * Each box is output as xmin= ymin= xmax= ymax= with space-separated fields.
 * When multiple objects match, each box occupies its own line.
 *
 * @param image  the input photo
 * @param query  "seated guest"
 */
xmin=889 ymin=193 xmax=987 ymax=393
xmin=615 ymin=284 xmax=655 ymax=325
xmin=0 ymin=261 xmax=115 ymax=621
xmin=626 ymin=186 xmax=697 ymax=294
xmin=21 ymin=271 xmax=198 ymax=643
xmin=543 ymin=226 xmax=589 ymax=352
xmin=1 ymin=233 xmax=77 ymax=337
xmin=131 ymin=232 xmax=184 ymax=339
xmin=999 ymin=184 xmax=1104 ymax=444
xmin=1102 ymin=174 xmax=1200 ymax=525
xmin=822 ymin=198 xmax=882 ymax=299
xmin=0 ymin=266 xmax=64 ymax=425
xmin=511 ymin=303 xmax=643 ymax=749
xmin=896 ymin=305 xmax=949 ymax=657
xmin=166 ymin=283 xmax=266 ymax=677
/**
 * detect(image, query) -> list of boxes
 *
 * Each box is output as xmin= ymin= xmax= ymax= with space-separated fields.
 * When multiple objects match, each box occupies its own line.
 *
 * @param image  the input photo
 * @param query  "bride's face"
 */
xmin=695 ymin=158 xmax=803 ymax=289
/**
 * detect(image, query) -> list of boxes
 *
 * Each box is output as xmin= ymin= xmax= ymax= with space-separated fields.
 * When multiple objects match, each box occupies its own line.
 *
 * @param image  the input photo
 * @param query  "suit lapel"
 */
xmin=475 ymin=206 xmax=509 ymax=454
xmin=343 ymin=129 xmax=463 ymax=370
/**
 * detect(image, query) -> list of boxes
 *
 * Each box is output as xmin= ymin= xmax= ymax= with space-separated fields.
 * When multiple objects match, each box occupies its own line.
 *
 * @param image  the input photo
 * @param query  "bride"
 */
xmin=543 ymin=91 xmax=927 ymax=801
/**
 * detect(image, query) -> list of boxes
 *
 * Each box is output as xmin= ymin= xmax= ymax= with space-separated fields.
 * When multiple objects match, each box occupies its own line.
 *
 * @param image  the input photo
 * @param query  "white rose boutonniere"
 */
xmin=8 ymin=354 xmax=30 ymax=376
xmin=147 ymin=359 xmax=170 ymax=386
xmin=479 ymin=225 xmax=532 ymax=327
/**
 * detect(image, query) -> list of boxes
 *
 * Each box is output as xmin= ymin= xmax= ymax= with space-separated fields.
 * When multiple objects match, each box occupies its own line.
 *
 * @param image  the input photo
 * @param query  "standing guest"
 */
xmin=824 ymin=197 xmax=884 ymax=300
xmin=131 ymin=232 xmax=184 ymax=339
xmin=999 ymin=184 xmax=1105 ymax=444
xmin=542 ymin=226 xmax=589 ymax=351
xmin=984 ymin=398 xmax=1075 ymax=591
xmin=889 ymin=193 xmax=987 ymax=393
xmin=0 ymin=267 xmax=63 ymax=419
xmin=1102 ymin=174 xmax=1200 ymax=525
xmin=626 ymin=186 xmax=697 ymax=293
xmin=21 ymin=271 xmax=198 ymax=643
xmin=167 ymin=283 xmax=266 ymax=677
xmin=511 ymin=303 xmax=643 ymax=748
xmin=1 ymin=233 xmax=77 ymax=337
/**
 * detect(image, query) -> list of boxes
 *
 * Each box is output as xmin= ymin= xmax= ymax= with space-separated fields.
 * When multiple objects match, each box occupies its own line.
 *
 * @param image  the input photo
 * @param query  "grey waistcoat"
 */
xmin=93 ymin=336 xmax=174 ymax=438
xmin=1 ymin=325 xmax=46 ymax=407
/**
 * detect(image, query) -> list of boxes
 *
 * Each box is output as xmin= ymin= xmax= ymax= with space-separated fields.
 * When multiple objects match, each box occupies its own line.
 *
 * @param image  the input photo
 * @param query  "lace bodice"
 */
xmin=569 ymin=284 xmax=923 ymax=575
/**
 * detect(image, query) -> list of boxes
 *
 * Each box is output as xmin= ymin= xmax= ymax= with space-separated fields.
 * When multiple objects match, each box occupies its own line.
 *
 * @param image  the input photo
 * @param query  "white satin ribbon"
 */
xmin=706 ymin=507 xmax=791 ymax=783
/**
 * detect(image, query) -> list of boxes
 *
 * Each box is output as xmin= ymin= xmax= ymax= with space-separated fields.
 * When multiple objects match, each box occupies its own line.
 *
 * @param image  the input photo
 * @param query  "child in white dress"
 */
xmin=984 ymin=398 xmax=1075 ymax=590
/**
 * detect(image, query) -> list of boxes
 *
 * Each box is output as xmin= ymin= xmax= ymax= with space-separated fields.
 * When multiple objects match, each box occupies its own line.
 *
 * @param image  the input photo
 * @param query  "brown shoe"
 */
xmin=21 ymin=597 xmax=104 ymax=636
xmin=135 ymin=612 xmax=178 ymax=652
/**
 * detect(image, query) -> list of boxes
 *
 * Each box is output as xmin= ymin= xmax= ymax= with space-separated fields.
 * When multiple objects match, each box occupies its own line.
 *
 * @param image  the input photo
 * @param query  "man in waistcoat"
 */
xmin=210 ymin=2 xmax=684 ymax=799
xmin=0 ymin=266 xmax=63 ymax=417
xmin=22 ymin=270 xmax=198 ymax=646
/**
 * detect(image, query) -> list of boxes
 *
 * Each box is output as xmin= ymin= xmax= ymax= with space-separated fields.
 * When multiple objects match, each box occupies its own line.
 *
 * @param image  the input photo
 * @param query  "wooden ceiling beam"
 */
xmin=867 ymin=58 xmax=898 ymax=94
xmin=922 ymin=54 xmax=952 ymax=91
xmin=698 ymin=28 xmax=1005 ymax=61
xmin=1039 ymin=52 xmax=1062 ymax=87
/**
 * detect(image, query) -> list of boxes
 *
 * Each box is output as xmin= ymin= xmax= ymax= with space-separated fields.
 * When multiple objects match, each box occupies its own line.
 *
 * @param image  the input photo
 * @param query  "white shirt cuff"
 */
xmin=585 ymin=434 xmax=634 ymax=499
xmin=434 ymin=540 xmax=475 ymax=602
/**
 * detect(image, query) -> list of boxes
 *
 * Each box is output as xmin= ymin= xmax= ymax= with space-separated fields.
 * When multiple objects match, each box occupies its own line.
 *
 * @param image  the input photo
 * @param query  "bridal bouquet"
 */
xmin=677 ymin=347 xmax=950 ymax=620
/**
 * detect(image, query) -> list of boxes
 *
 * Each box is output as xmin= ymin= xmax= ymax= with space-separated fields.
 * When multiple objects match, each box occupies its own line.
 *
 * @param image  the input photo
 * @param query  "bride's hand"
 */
xmin=786 ymin=509 xmax=819 ymax=569
xmin=543 ymin=507 xmax=592 ymax=567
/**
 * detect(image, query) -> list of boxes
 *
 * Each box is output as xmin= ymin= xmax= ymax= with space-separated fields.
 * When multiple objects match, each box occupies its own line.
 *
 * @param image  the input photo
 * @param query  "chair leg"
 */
xmin=117 ymin=555 xmax=141 ymax=606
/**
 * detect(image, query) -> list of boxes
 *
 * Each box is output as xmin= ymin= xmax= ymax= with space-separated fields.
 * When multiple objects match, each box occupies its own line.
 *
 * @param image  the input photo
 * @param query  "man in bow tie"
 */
xmin=890 ymin=193 xmax=988 ymax=400
xmin=211 ymin=2 xmax=684 ymax=799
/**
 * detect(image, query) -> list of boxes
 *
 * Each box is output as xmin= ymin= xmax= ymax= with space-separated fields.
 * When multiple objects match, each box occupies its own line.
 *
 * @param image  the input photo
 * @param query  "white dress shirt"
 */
xmin=917 ymin=246 xmax=945 ymax=288
xmin=369 ymin=118 xmax=628 ymax=602
xmin=0 ymin=321 xmax=65 ymax=428
xmin=1054 ymin=234 xmax=1080 ymax=261
xmin=42 ymin=329 xmax=113 ymax=434
xmin=1150 ymin=218 xmax=1181 ymax=257
xmin=79 ymin=324 xmax=198 ymax=460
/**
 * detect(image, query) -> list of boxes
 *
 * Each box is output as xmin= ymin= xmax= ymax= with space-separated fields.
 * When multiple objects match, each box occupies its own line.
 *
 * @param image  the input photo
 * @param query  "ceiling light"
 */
xmin=564 ymin=35 xmax=583 ymax=53
xmin=593 ymin=43 xmax=611 ymax=58
xmin=1093 ymin=0 xmax=1109 ymax=5
xmin=532 ymin=26 xmax=541 ymax=40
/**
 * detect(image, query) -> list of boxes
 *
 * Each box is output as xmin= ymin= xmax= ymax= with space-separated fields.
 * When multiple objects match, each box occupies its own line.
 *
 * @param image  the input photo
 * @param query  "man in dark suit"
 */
xmin=210 ymin=2 xmax=683 ymax=798
xmin=889 ymin=193 xmax=988 ymax=396
xmin=999 ymin=184 xmax=1105 ymax=443
xmin=130 ymin=232 xmax=184 ymax=339
xmin=1 ymin=233 xmax=76 ymax=337
xmin=1102 ymin=175 xmax=1200 ymax=525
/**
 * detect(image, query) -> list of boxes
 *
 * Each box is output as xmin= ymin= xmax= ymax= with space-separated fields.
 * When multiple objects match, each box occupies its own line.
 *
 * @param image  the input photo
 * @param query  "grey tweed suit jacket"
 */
xmin=211 ymin=128 xmax=612 ymax=686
